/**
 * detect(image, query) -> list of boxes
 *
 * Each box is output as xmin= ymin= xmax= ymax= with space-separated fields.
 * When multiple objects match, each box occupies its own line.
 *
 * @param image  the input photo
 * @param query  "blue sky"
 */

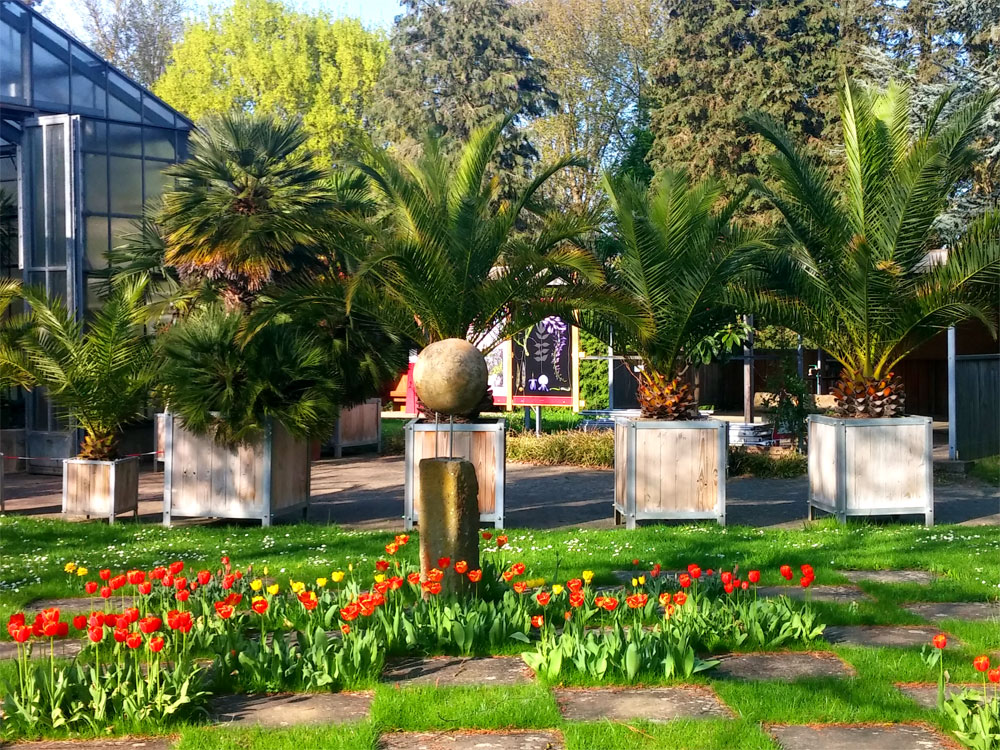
xmin=51 ymin=0 xmax=404 ymax=40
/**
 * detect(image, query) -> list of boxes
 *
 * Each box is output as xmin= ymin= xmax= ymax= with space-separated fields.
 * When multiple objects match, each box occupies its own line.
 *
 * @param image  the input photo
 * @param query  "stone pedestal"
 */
xmin=418 ymin=458 xmax=480 ymax=594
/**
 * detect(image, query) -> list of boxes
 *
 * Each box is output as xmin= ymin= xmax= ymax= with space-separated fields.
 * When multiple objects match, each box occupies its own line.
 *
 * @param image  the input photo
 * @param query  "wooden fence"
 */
xmin=956 ymin=355 xmax=1000 ymax=460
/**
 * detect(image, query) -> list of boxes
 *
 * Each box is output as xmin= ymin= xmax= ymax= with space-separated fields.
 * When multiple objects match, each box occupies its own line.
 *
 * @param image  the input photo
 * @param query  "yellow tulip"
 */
xmin=64 ymin=562 xmax=77 ymax=573
xmin=374 ymin=574 xmax=386 ymax=584
xmin=267 ymin=584 xmax=280 ymax=596
xmin=638 ymin=576 xmax=646 ymax=585
xmin=582 ymin=570 xmax=594 ymax=584
xmin=551 ymin=584 xmax=564 ymax=595
xmin=348 ymin=563 xmax=354 ymax=572
xmin=291 ymin=581 xmax=305 ymax=594
xmin=76 ymin=567 xmax=88 ymax=577
xmin=263 ymin=566 xmax=269 ymax=576
xmin=316 ymin=577 xmax=328 ymax=588
xmin=331 ymin=571 xmax=345 ymax=583
xmin=250 ymin=578 xmax=263 ymax=591
xmin=631 ymin=577 xmax=638 ymax=587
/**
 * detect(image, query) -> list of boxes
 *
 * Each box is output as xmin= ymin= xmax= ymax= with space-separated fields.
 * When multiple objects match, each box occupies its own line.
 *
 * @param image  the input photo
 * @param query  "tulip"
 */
xmin=138 ymin=582 xmax=152 ymax=595
xmin=149 ymin=636 xmax=165 ymax=653
xmin=138 ymin=616 xmax=161 ymax=634
xmin=678 ymin=574 xmax=692 ymax=588
xmin=482 ymin=531 xmax=493 ymax=540
xmin=531 ymin=615 xmax=544 ymax=628
xmin=779 ymin=565 xmax=793 ymax=580
xmin=454 ymin=561 xmax=468 ymax=575
xmin=73 ymin=615 xmax=86 ymax=630
xmin=100 ymin=586 xmax=112 ymax=599
xmin=988 ymin=668 xmax=1000 ymax=684
xmin=340 ymin=623 xmax=351 ymax=635
xmin=99 ymin=569 xmax=111 ymax=581
xmin=688 ymin=565 xmax=702 ymax=579
xmin=535 ymin=591 xmax=551 ymax=606
xmin=197 ymin=570 xmax=211 ymax=586
xmin=13 ymin=626 xmax=30 ymax=643
xmin=169 ymin=561 xmax=184 ymax=575
xmin=551 ymin=584 xmax=563 ymax=595
xmin=570 ymin=592 xmax=585 ymax=608
xmin=721 ymin=571 xmax=733 ymax=585
xmin=77 ymin=567 xmax=88 ymax=577
xmin=126 ymin=632 xmax=142 ymax=649
xmin=974 ymin=655 xmax=991 ymax=672
xmin=581 ymin=570 xmax=594 ymax=585
xmin=933 ymin=634 xmax=947 ymax=649
xmin=748 ymin=570 xmax=760 ymax=584
xmin=375 ymin=561 xmax=390 ymax=573
xmin=468 ymin=570 xmax=482 ymax=583
xmin=331 ymin=571 xmax=345 ymax=583
xmin=437 ymin=557 xmax=451 ymax=569
xmin=113 ymin=627 xmax=127 ymax=643
xmin=87 ymin=626 xmax=103 ymax=643
xmin=267 ymin=584 xmax=280 ymax=596
xmin=496 ymin=535 xmax=508 ymax=548
xmin=251 ymin=597 xmax=268 ymax=614
xmin=176 ymin=589 xmax=190 ymax=602
xmin=215 ymin=603 xmax=235 ymax=619
xmin=602 ymin=597 xmax=619 ymax=612
xmin=422 ymin=582 xmax=442 ymax=595
xmin=674 ymin=592 xmax=688 ymax=606
xmin=513 ymin=582 xmax=527 ymax=594
xmin=84 ymin=581 xmax=98 ymax=595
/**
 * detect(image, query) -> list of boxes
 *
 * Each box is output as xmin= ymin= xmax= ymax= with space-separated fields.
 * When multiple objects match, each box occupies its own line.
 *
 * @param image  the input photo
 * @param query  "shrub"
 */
xmin=728 ymin=448 xmax=806 ymax=478
xmin=507 ymin=430 xmax=614 ymax=468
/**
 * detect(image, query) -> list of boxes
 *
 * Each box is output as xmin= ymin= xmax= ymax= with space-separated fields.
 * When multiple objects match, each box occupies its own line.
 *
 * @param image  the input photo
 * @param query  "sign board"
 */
xmin=509 ymin=316 xmax=579 ymax=409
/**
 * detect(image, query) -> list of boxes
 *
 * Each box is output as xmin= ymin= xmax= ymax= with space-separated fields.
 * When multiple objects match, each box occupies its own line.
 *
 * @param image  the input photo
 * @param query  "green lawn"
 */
xmin=1 ymin=515 xmax=998 ymax=749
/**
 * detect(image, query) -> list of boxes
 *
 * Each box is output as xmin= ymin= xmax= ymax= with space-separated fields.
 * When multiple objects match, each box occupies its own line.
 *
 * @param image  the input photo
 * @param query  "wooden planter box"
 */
xmin=328 ymin=399 xmax=382 ymax=457
xmin=161 ymin=414 xmax=311 ymax=527
xmin=807 ymin=415 xmax=933 ymax=526
xmin=62 ymin=457 xmax=139 ymax=523
xmin=403 ymin=419 xmax=505 ymax=529
xmin=614 ymin=418 xmax=727 ymax=528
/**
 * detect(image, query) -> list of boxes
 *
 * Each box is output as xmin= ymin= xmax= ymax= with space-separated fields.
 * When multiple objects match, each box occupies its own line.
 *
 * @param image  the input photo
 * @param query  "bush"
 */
xmin=507 ymin=430 xmax=614 ymax=468
xmin=728 ymin=448 xmax=806 ymax=478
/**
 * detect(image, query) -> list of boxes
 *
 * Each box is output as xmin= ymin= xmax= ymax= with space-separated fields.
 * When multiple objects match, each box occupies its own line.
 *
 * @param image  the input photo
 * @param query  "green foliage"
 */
xmin=943 ymin=689 xmax=1000 ymax=749
xmin=14 ymin=278 xmax=154 ymax=459
xmin=507 ymin=430 xmax=614 ymax=468
xmin=154 ymin=0 xmax=386 ymax=164
xmin=648 ymin=0 xmax=845 ymax=186
xmin=746 ymin=79 xmax=1000 ymax=382
xmin=578 ymin=330 xmax=609 ymax=410
xmin=601 ymin=170 xmax=762 ymax=378
xmin=159 ymin=112 xmax=341 ymax=310
xmin=375 ymin=0 xmax=556 ymax=192
xmin=157 ymin=306 xmax=344 ymax=445
xmin=761 ymin=357 xmax=813 ymax=446
xmin=728 ymin=449 xmax=807 ymax=479
xmin=348 ymin=117 xmax=628 ymax=349
xmin=969 ymin=455 xmax=1000 ymax=486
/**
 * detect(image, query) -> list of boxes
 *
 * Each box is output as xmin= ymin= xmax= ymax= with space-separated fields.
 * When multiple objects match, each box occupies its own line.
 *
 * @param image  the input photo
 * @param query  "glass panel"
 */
xmin=143 ymin=127 xmax=175 ymax=160
xmin=28 ymin=270 xmax=44 ymax=290
xmin=83 ymin=153 xmax=108 ymax=212
xmin=47 ymin=269 xmax=66 ymax=302
xmin=84 ymin=272 xmax=109 ymax=313
xmin=109 ymin=156 xmax=143 ymax=214
xmin=32 ymin=387 xmax=50 ymax=430
xmin=46 ymin=125 xmax=66 ymax=266
xmin=109 ymin=217 xmax=134 ymax=255
xmin=85 ymin=215 xmax=109 ymax=269
xmin=143 ymin=159 xmax=171 ymax=201
xmin=107 ymin=72 xmax=141 ymax=122
xmin=81 ymin=119 xmax=106 ymax=152
xmin=32 ymin=42 xmax=70 ymax=106
xmin=142 ymin=95 xmax=174 ymax=128
xmin=0 ymin=18 xmax=23 ymax=100
xmin=71 ymin=45 xmax=105 ymax=115
xmin=29 ymin=127 xmax=44 ymax=267
xmin=108 ymin=123 xmax=142 ymax=155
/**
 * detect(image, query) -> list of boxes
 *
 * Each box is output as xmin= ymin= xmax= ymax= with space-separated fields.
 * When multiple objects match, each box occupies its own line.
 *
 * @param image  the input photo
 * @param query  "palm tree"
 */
xmin=603 ymin=170 xmax=762 ymax=419
xmin=0 ymin=278 xmax=32 ymax=390
xmin=16 ymin=277 xmax=155 ymax=460
xmin=159 ymin=112 xmax=340 ymax=311
xmin=158 ymin=304 xmax=394 ymax=446
xmin=345 ymin=116 xmax=629 ymax=352
xmin=746 ymin=79 xmax=999 ymax=417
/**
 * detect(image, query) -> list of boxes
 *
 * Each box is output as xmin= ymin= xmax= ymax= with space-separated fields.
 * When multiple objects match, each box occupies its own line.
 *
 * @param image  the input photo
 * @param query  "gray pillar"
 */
xmin=947 ymin=326 xmax=956 ymax=460
xmin=743 ymin=316 xmax=754 ymax=424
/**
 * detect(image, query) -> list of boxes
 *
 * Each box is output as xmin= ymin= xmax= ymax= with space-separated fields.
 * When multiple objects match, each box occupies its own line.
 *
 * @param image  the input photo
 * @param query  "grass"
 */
xmin=970 ymin=455 xmax=999 ymax=486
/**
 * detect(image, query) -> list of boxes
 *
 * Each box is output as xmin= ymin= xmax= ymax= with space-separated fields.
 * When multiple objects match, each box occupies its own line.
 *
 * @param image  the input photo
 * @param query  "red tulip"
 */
xmin=99 ymin=569 xmax=111 ymax=581
xmin=124 ymin=607 xmax=139 ymax=623
xmin=513 ymin=582 xmax=527 ymax=594
xmin=933 ymin=634 xmax=947 ymax=649
xmin=632 ymin=558 xmax=640 ymax=566
xmin=251 ymin=598 xmax=268 ymax=614
xmin=422 ymin=582 xmax=442 ymax=595
xmin=149 ymin=567 xmax=167 ymax=580
xmin=482 ymin=531 xmax=493 ymax=540
xmin=73 ymin=615 xmax=86 ymax=630
xmin=721 ymin=571 xmax=733 ymax=585
xmin=531 ymin=615 xmax=544 ymax=628
xmin=127 ymin=570 xmax=145 ymax=585
xmin=222 ymin=574 xmax=235 ymax=590
xmin=974 ymin=655 xmax=991 ymax=672
xmin=169 ymin=561 xmax=184 ymax=575
xmin=215 ymin=603 xmax=235 ymax=619
xmin=113 ymin=626 xmax=127 ymax=643
xmin=779 ymin=565 xmax=793 ymax=580
xmin=988 ymin=668 xmax=1000 ymax=684
xmin=407 ymin=572 xmax=420 ymax=585
xmin=496 ymin=535 xmax=508 ymax=548
xmin=687 ymin=565 xmax=701 ymax=579
xmin=569 ymin=591 xmax=584 ymax=608
xmin=454 ymin=561 xmax=468 ymax=574
xmin=125 ymin=632 xmax=142 ymax=649
xmin=340 ymin=623 xmax=351 ymax=635
xmin=148 ymin=636 xmax=165 ymax=653
xmin=799 ymin=576 xmax=812 ymax=589
xmin=138 ymin=582 xmax=152 ymax=595
xmin=221 ymin=556 xmax=229 ymax=566
xmin=602 ymin=596 xmax=619 ymax=612
xmin=468 ymin=569 xmax=482 ymax=583
xmin=174 ymin=576 xmax=187 ymax=591
xmin=138 ymin=616 xmax=161 ymax=634
xmin=748 ymin=570 xmax=760 ymax=584
xmin=437 ymin=557 xmax=451 ymax=569
xmin=56 ymin=621 xmax=69 ymax=637
xmin=535 ymin=591 xmax=551 ymax=606
xmin=678 ymin=574 xmax=692 ymax=588
xmin=88 ymin=612 xmax=105 ymax=628
xmin=87 ymin=626 xmax=103 ymax=643
xmin=626 ymin=593 xmax=648 ymax=609
xmin=197 ymin=570 xmax=211 ymax=586
xmin=723 ymin=582 xmax=735 ymax=594
xmin=511 ymin=562 xmax=525 ymax=576
xmin=163 ymin=574 xmax=174 ymax=587
xmin=100 ymin=586 xmax=112 ymax=599
xmin=84 ymin=581 xmax=98 ymax=595
xmin=674 ymin=592 xmax=687 ymax=606
xmin=566 ymin=578 xmax=582 ymax=593
xmin=12 ymin=626 xmax=30 ymax=643
xmin=176 ymin=589 xmax=190 ymax=602
xmin=110 ymin=574 xmax=127 ymax=590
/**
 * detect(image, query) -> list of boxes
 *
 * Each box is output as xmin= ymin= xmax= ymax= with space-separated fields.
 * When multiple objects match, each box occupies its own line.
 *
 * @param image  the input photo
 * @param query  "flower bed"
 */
xmin=3 ymin=537 xmax=827 ymax=739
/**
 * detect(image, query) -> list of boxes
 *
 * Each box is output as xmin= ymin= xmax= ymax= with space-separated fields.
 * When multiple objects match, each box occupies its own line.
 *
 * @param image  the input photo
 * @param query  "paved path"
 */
xmin=1 ymin=455 xmax=997 ymax=530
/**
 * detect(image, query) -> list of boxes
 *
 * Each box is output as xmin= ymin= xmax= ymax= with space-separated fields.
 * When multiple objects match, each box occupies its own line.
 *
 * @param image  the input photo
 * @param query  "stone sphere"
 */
xmin=413 ymin=339 xmax=489 ymax=416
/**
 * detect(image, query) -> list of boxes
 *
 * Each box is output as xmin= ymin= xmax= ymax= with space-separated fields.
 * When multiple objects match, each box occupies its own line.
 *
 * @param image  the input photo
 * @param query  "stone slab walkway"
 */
xmin=713 ymin=651 xmax=853 ymax=681
xmin=382 ymin=656 xmax=533 ymax=686
xmin=903 ymin=601 xmax=1000 ymax=622
xmin=0 ymin=741 xmax=172 ymax=750
xmin=23 ymin=597 xmax=135 ymax=614
xmin=209 ymin=691 xmax=372 ymax=727
xmin=824 ymin=625 xmax=959 ymax=648
xmin=757 ymin=585 xmax=870 ymax=603
xmin=896 ymin=683 xmax=984 ymax=710
xmin=769 ymin=723 xmax=953 ymax=749
xmin=380 ymin=731 xmax=564 ymax=750
xmin=0 ymin=638 xmax=83 ymax=661
xmin=840 ymin=570 xmax=940 ymax=585
xmin=554 ymin=686 xmax=731 ymax=722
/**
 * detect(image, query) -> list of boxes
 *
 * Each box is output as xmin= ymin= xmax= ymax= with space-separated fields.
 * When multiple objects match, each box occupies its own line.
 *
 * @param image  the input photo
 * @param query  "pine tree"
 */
xmin=374 ymin=0 xmax=557 ymax=188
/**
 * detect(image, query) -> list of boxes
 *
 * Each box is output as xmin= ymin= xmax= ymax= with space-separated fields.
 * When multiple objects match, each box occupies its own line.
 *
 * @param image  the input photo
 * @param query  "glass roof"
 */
xmin=0 ymin=0 xmax=192 ymax=131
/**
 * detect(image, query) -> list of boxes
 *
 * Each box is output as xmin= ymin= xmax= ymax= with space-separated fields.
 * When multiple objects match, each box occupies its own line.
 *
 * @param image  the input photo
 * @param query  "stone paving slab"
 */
xmin=554 ymin=686 xmax=732 ymax=721
xmin=896 ymin=683 xmax=983 ymax=710
xmin=380 ymin=731 xmax=564 ymax=750
xmin=20 ymin=596 xmax=134 ymax=615
xmin=824 ymin=625 xmax=960 ymax=649
xmin=382 ymin=656 xmax=533 ymax=686
xmin=758 ymin=585 xmax=871 ymax=603
xmin=0 ymin=638 xmax=84 ymax=661
xmin=903 ymin=601 xmax=1000 ymax=622
xmin=0 ymin=744 xmax=169 ymax=750
xmin=769 ymin=724 xmax=953 ymax=749
xmin=209 ymin=691 xmax=372 ymax=727
xmin=840 ymin=570 xmax=941 ymax=585
xmin=713 ymin=651 xmax=854 ymax=681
